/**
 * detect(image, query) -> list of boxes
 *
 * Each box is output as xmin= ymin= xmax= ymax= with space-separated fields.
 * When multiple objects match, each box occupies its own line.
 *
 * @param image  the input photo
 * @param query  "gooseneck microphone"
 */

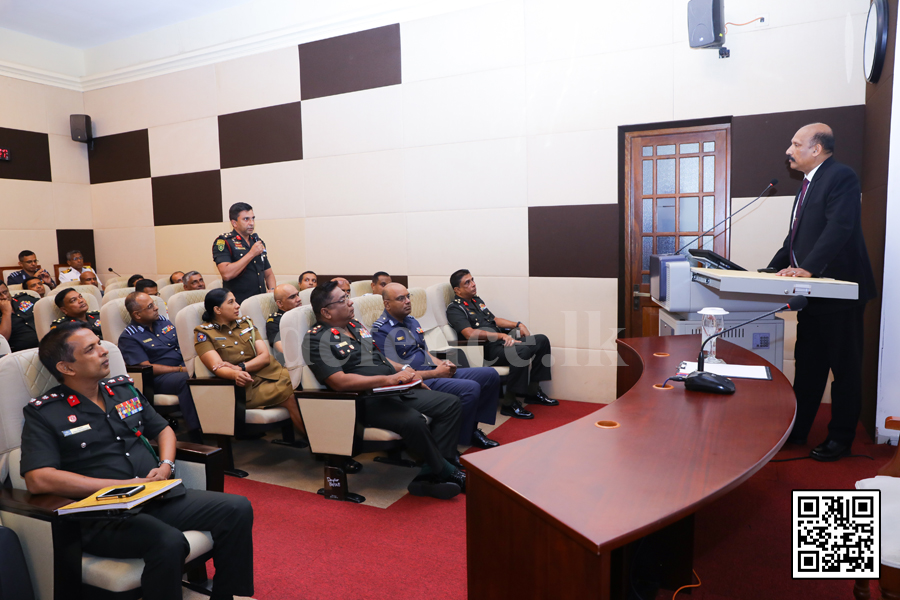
xmin=674 ymin=179 xmax=778 ymax=256
xmin=107 ymin=267 xmax=121 ymax=276
xmin=685 ymin=295 xmax=808 ymax=394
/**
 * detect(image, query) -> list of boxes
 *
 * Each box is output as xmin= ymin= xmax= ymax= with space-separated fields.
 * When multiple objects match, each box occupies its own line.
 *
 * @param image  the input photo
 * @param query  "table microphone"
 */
xmin=107 ymin=267 xmax=121 ymax=276
xmin=684 ymin=295 xmax=808 ymax=394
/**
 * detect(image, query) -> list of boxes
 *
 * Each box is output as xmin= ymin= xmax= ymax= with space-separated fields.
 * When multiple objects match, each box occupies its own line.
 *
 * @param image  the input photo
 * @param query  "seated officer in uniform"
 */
xmin=373 ymin=283 xmax=500 ymax=449
xmin=59 ymin=249 xmax=99 ymax=285
xmin=169 ymin=271 xmax=184 ymax=285
xmin=21 ymin=322 xmax=254 ymax=600
xmin=135 ymin=279 xmax=159 ymax=297
xmin=119 ymin=292 xmax=201 ymax=442
xmin=370 ymin=272 xmax=391 ymax=295
xmin=303 ymin=281 xmax=465 ymax=499
xmin=7 ymin=250 xmax=56 ymax=289
xmin=127 ymin=274 xmax=144 ymax=288
xmin=331 ymin=277 xmax=351 ymax=295
xmin=266 ymin=283 xmax=302 ymax=366
xmin=213 ymin=202 xmax=274 ymax=305
xmin=182 ymin=271 xmax=206 ymax=291
xmin=0 ymin=282 xmax=39 ymax=352
xmin=447 ymin=269 xmax=557 ymax=419
xmin=194 ymin=288 xmax=306 ymax=437
xmin=51 ymin=288 xmax=103 ymax=338
xmin=298 ymin=271 xmax=317 ymax=291
xmin=23 ymin=276 xmax=47 ymax=298
xmin=79 ymin=269 xmax=102 ymax=293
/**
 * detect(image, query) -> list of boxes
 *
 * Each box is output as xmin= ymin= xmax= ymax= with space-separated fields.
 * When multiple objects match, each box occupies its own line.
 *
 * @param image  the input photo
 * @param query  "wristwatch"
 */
xmin=401 ymin=364 xmax=411 ymax=371
xmin=238 ymin=362 xmax=247 ymax=371
xmin=159 ymin=459 xmax=176 ymax=478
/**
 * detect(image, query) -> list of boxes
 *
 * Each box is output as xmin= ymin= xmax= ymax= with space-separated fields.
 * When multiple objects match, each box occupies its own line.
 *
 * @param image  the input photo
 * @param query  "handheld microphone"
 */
xmin=251 ymin=233 xmax=266 ymax=256
xmin=674 ymin=179 xmax=778 ymax=256
xmin=107 ymin=267 xmax=121 ymax=276
xmin=685 ymin=295 xmax=808 ymax=394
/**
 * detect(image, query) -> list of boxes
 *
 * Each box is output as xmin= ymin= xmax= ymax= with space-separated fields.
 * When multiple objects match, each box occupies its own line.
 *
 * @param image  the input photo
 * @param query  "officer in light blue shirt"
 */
xmin=372 ymin=283 xmax=500 ymax=449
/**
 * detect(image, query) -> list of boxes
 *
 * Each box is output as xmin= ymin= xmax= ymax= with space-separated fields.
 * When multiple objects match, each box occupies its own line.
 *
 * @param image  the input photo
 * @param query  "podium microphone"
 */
xmin=107 ymin=267 xmax=121 ymax=276
xmin=674 ymin=179 xmax=778 ymax=256
xmin=685 ymin=295 xmax=808 ymax=394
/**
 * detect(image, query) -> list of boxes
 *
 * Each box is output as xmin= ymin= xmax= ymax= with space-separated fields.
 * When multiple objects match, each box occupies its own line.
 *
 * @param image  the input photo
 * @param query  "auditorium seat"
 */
xmin=206 ymin=278 xmax=223 ymax=290
xmin=33 ymin=293 xmax=101 ymax=341
xmin=0 ymin=342 xmax=221 ymax=600
xmin=6 ymin=284 xmax=22 ymax=292
xmin=103 ymin=276 xmax=130 ymax=291
xmin=166 ymin=290 xmax=209 ymax=349
xmin=353 ymin=293 xmax=385 ymax=330
xmin=299 ymin=287 xmax=313 ymax=306
xmin=281 ymin=305 xmax=418 ymax=503
xmin=349 ymin=280 xmax=371 ymax=298
xmin=47 ymin=283 xmax=102 ymax=306
xmin=175 ymin=302 xmax=299 ymax=478
xmin=155 ymin=276 xmax=172 ymax=289
xmin=239 ymin=293 xmax=276 ymax=355
xmin=0 ymin=336 xmax=9 ymax=358
xmin=101 ymin=286 xmax=135 ymax=306
xmin=159 ymin=282 xmax=184 ymax=302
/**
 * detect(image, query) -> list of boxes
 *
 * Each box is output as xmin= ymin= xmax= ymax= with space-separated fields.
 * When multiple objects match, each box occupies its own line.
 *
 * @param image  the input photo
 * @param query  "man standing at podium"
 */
xmin=768 ymin=123 xmax=876 ymax=462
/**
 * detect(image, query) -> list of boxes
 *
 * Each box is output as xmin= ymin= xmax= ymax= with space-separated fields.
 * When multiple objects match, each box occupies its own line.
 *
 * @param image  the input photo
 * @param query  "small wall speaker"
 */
xmin=70 ymin=114 xmax=92 ymax=143
xmin=688 ymin=0 xmax=725 ymax=48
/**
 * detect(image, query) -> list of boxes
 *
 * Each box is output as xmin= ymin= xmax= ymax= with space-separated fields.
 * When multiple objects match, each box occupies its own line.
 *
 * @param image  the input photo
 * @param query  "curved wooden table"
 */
xmin=461 ymin=335 xmax=796 ymax=600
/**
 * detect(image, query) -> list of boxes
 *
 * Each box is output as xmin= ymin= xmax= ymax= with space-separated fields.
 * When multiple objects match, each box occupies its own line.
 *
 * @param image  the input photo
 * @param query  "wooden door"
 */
xmin=623 ymin=125 xmax=731 ymax=337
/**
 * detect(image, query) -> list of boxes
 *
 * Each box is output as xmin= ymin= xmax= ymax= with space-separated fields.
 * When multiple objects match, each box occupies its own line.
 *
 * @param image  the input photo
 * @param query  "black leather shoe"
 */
xmin=343 ymin=458 xmax=363 ymax=474
xmin=810 ymin=440 xmax=851 ymax=462
xmin=448 ymin=454 xmax=465 ymax=470
xmin=500 ymin=401 xmax=534 ymax=419
xmin=407 ymin=474 xmax=461 ymax=500
xmin=444 ymin=469 xmax=466 ymax=493
xmin=524 ymin=388 xmax=559 ymax=406
xmin=471 ymin=428 xmax=500 ymax=449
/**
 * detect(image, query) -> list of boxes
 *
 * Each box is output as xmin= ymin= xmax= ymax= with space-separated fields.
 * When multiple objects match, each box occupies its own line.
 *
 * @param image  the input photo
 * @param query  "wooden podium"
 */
xmin=461 ymin=335 xmax=796 ymax=599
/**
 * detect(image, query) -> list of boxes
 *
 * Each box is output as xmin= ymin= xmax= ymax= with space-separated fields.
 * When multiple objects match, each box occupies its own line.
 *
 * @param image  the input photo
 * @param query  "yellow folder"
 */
xmin=57 ymin=479 xmax=182 ymax=515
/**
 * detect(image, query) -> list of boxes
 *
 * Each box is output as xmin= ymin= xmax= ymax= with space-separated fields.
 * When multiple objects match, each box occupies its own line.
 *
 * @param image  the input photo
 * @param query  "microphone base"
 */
xmin=684 ymin=371 xmax=736 ymax=395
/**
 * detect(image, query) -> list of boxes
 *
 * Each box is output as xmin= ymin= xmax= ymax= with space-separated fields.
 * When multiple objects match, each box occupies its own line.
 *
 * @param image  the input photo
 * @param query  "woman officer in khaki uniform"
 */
xmin=193 ymin=288 xmax=305 ymax=435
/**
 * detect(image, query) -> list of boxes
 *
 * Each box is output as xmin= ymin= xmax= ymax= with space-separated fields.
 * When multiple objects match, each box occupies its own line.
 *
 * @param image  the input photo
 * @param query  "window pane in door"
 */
xmin=680 ymin=157 xmax=699 ymax=193
xmin=703 ymin=196 xmax=715 ymax=230
xmin=657 ymin=198 xmax=675 ymax=232
xmin=642 ymin=146 xmax=653 ymax=156
xmin=657 ymin=144 xmax=675 ymax=156
xmin=702 ymin=235 xmax=713 ymax=249
xmin=642 ymin=160 xmax=653 ymax=195
xmin=658 ymin=159 xmax=675 ymax=194
xmin=678 ymin=236 xmax=698 ymax=256
xmin=703 ymin=156 xmax=715 ymax=192
xmin=642 ymin=198 xmax=652 ymax=232
xmin=680 ymin=197 xmax=699 ymax=231
xmin=657 ymin=236 xmax=675 ymax=254
xmin=642 ymin=237 xmax=652 ymax=270
xmin=703 ymin=141 xmax=715 ymax=152
xmin=680 ymin=143 xmax=699 ymax=154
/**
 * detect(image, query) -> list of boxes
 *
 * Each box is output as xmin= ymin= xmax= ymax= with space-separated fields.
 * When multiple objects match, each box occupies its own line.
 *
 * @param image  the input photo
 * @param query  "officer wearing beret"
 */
xmin=446 ymin=269 xmax=557 ymax=419
xmin=303 ymin=281 xmax=465 ymax=500
xmin=0 ymin=283 xmax=39 ymax=352
xmin=118 ymin=292 xmax=201 ymax=442
xmin=50 ymin=288 xmax=102 ymax=339
xmin=372 ymin=283 xmax=501 ymax=449
xmin=20 ymin=322 xmax=255 ymax=600
xmin=213 ymin=202 xmax=274 ymax=305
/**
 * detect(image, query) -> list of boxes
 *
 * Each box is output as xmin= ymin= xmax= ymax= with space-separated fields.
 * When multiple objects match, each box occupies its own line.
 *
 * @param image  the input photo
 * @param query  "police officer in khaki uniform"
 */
xmin=50 ymin=288 xmax=102 ymax=339
xmin=193 ymin=288 xmax=305 ymax=435
xmin=20 ymin=322 xmax=255 ymax=600
xmin=212 ymin=202 xmax=274 ymax=305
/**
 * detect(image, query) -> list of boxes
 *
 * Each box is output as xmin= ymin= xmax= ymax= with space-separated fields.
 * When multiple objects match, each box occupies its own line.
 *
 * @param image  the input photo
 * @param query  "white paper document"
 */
xmin=677 ymin=362 xmax=771 ymax=380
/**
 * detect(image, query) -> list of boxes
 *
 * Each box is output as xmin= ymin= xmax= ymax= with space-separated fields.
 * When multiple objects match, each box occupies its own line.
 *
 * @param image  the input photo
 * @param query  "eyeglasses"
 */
xmin=324 ymin=293 xmax=351 ymax=308
xmin=140 ymin=302 xmax=157 ymax=311
xmin=391 ymin=294 xmax=411 ymax=302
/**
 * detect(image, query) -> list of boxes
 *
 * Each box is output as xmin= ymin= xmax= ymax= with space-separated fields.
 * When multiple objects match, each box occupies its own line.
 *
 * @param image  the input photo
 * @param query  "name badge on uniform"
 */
xmin=396 ymin=335 xmax=405 ymax=341
xmin=240 ymin=326 xmax=253 ymax=335
xmin=143 ymin=338 xmax=153 ymax=343
xmin=115 ymin=398 xmax=144 ymax=420
xmin=62 ymin=424 xmax=92 ymax=437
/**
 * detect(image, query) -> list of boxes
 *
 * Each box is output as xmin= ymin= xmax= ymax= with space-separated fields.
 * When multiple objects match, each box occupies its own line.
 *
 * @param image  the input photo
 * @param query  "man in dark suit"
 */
xmin=768 ymin=123 xmax=876 ymax=462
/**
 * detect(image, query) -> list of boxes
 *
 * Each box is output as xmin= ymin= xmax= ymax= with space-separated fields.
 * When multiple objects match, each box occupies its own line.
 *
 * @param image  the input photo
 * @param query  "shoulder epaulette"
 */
xmin=200 ymin=323 xmax=214 ymax=329
xmin=28 ymin=392 xmax=63 ymax=408
xmin=239 ymin=316 xmax=251 ymax=326
xmin=61 ymin=267 xmax=73 ymax=273
xmin=308 ymin=324 xmax=323 ymax=334
xmin=51 ymin=316 xmax=66 ymax=324
xmin=107 ymin=376 xmax=135 ymax=387
xmin=222 ymin=231 xmax=235 ymax=238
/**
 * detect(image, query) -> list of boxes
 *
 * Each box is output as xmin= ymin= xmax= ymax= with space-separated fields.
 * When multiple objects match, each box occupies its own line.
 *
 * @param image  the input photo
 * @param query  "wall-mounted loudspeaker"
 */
xmin=70 ymin=114 xmax=92 ymax=143
xmin=687 ymin=0 xmax=725 ymax=48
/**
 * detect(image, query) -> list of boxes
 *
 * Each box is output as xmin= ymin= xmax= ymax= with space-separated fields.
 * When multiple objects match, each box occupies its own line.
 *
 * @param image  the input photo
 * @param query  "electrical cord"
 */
xmin=661 ymin=375 xmax=686 ymax=388
xmin=672 ymin=570 xmax=701 ymax=599
xmin=725 ymin=17 xmax=765 ymax=33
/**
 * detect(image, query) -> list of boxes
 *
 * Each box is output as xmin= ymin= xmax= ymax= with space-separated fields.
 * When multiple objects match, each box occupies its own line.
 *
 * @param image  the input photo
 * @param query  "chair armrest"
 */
xmin=127 ymin=364 xmax=155 ymax=399
xmin=886 ymin=417 xmax=900 ymax=431
xmin=447 ymin=338 xmax=488 ymax=346
xmin=295 ymin=390 xmax=359 ymax=400
xmin=0 ymin=488 xmax=73 ymax=519
xmin=175 ymin=443 xmax=225 ymax=493
xmin=187 ymin=378 xmax=247 ymax=437
xmin=188 ymin=378 xmax=238 ymax=386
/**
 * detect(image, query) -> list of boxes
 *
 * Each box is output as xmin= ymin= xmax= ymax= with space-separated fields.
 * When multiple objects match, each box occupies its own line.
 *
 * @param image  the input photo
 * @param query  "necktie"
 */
xmin=789 ymin=178 xmax=810 ymax=267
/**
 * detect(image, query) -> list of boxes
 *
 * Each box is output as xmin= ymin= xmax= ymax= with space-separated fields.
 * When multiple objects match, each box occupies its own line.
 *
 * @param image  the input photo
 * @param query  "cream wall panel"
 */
xmin=90 ymin=179 xmax=154 ymax=229
xmin=148 ymin=117 xmax=220 ymax=177
xmin=154 ymin=222 xmax=227 ymax=275
xmin=254 ymin=218 xmax=306 ymax=275
xmin=94 ymin=227 xmax=157 ymax=276
xmin=305 ymin=150 xmax=404 ymax=217
xmin=142 ymin=66 xmax=219 ymax=130
xmin=401 ymin=0 xmax=525 ymax=83
xmin=406 ymin=208 xmax=528 ymax=277
xmin=673 ymin=16 xmax=866 ymax=120
xmin=302 ymin=85 xmax=403 ymax=159
xmin=528 ymin=277 xmax=618 ymax=350
xmin=51 ymin=183 xmax=93 ymax=230
xmin=215 ymin=46 xmax=302 ymax=115
xmin=220 ymin=160 xmax=304 ymax=221
xmin=403 ymin=66 xmax=526 ymax=148
xmin=525 ymin=0 xmax=673 ymax=63
xmin=305 ymin=214 xmax=407 ymax=275
xmin=0 ymin=77 xmax=49 ymax=133
xmin=541 ymin=347 xmax=617 ymax=404
xmin=45 ymin=86 xmax=86 ymax=137
xmin=463 ymin=275 xmax=529 ymax=328
xmin=526 ymin=46 xmax=674 ymax=136
xmin=0 ymin=230 xmax=57 ymax=268
xmin=527 ymin=128 xmax=615 ymax=206
xmin=48 ymin=134 xmax=90 ymax=184
xmin=729 ymin=195 xmax=794 ymax=271
xmin=403 ymin=137 xmax=526 ymax=212
xmin=407 ymin=275 xmax=447 ymax=290
xmin=83 ymin=78 xmax=150 ymax=137
xmin=0 ymin=180 xmax=52 ymax=230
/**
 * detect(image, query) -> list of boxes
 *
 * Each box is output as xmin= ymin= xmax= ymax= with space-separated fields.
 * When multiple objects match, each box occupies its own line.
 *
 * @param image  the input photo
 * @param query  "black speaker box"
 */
xmin=70 ymin=114 xmax=92 ymax=142
xmin=687 ymin=0 xmax=725 ymax=48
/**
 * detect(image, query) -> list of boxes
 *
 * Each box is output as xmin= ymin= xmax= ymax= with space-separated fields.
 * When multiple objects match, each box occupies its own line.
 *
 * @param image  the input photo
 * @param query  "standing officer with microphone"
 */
xmin=213 ymin=202 xmax=275 ymax=304
xmin=767 ymin=123 xmax=876 ymax=462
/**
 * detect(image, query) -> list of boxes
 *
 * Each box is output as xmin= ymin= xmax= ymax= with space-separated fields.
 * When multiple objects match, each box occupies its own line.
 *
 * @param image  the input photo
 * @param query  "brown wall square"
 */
xmin=88 ymin=129 xmax=151 ymax=184
xmin=298 ymin=24 xmax=401 ymax=100
xmin=56 ymin=230 xmax=96 ymax=266
xmin=529 ymin=205 xmax=618 ymax=278
xmin=151 ymin=170 xmax=222 ymax=227
xmin=218 ymin=102 xmax=303 ymax=169
xmin=0 ymin=127 xmax=51 ymax=182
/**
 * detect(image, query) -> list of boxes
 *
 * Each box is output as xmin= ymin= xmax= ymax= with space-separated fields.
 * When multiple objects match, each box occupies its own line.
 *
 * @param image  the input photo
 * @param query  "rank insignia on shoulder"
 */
xmin=267 ymin=317 xmax=274 ymax=323
xmin=331 ymin=328 xmax=340 ymax=335
xmin=310 ymin=325 xmax=322 ymax=333
xmin=196 ymin=332 xmax=208 ymax=342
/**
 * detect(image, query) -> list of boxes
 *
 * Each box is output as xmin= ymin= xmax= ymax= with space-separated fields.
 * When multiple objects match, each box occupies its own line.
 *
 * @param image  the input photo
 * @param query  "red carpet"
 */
xmin=215 ymin=401 xmax=891 ymax=600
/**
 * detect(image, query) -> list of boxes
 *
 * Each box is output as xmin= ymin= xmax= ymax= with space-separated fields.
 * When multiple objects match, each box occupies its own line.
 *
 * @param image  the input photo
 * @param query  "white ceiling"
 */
xmin=0 ymin=0 xmax=256 ymax=48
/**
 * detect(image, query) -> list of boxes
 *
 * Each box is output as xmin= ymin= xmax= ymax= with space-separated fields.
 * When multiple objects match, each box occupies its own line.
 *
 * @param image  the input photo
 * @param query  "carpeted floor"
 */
xmin=182 ymin=401 xmax=892 ymax=600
